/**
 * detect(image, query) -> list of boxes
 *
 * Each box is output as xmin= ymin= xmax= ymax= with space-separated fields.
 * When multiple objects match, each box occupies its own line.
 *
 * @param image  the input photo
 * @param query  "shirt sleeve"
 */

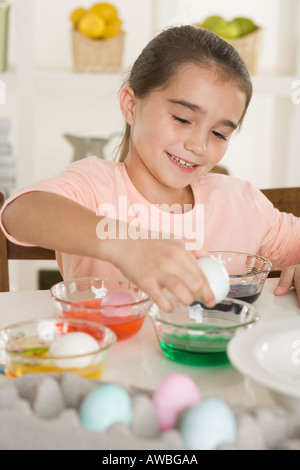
xmin=0 ymin=158 xmax=100 ymax=246
xmin=249 ymin=183 xmax=300 ymax=268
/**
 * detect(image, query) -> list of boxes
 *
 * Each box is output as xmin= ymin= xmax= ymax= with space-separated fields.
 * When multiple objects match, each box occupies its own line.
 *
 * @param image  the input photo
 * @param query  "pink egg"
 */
xmin=153 ymin=373 xmax=201 ymax=431
xmin=101 ymin=289 xmax=138 ymax=317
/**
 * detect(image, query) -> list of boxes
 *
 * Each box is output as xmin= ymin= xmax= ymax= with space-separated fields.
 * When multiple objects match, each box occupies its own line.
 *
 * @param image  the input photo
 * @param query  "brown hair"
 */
xmin=117 ymin=25 xmax=252 ymax=162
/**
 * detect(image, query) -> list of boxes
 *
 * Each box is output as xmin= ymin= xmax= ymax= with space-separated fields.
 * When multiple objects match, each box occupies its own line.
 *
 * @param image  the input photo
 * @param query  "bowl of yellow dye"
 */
xmin=0 ymin=318 xmax=116 ymax=379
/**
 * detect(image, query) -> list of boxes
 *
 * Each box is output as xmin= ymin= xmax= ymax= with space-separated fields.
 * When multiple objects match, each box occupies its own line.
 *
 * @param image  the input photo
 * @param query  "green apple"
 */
xmin=233 ymin=17 xmax=257 ymax=36
xmin=202 ymin=15 xmax=227 ymax=31
xmin=213 ymin=20 xmax=242 ymax=39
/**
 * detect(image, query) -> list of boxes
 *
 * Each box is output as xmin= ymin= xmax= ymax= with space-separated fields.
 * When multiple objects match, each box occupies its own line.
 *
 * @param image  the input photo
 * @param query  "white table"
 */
xmin=0 ymin=279 xmax=298 ymax=408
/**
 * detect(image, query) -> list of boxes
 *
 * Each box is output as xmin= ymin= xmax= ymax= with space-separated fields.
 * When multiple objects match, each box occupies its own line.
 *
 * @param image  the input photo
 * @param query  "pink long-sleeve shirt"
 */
xmin=1 ymin=157 xmax=299 ymax=280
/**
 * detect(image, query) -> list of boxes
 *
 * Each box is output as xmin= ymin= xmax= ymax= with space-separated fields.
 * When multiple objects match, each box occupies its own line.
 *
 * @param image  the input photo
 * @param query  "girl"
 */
xmin=1 ymin=25 xmax=299 ymax=310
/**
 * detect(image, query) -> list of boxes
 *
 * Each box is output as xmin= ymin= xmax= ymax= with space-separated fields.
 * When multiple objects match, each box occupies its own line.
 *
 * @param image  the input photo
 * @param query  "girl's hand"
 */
xmin=274 ymin=265 xmax=300 ymax=307
xmin=105 ymin=237 xmax=216 ymax=312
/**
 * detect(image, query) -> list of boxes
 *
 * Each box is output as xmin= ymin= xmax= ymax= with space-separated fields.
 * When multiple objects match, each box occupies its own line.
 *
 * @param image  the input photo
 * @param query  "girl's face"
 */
xmin=121 ymin=63 xmax=247 ymax=196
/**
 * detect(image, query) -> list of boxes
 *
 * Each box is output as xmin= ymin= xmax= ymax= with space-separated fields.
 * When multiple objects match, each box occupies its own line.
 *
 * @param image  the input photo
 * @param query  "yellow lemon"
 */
xmin=78 ymin=12 xmax=106 ymax=38
xmin=102 ymin=18 xmax=122 ymax=39
xmin=90 ymin=3 xmax=118 ymax=23
xmin=70 ymin=8 xmax=87 ymax=27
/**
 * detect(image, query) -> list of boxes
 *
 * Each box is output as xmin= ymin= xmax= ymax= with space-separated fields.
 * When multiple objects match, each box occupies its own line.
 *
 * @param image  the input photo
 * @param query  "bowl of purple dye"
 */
xmin=208 ymin=251 xmax=272 ymax=303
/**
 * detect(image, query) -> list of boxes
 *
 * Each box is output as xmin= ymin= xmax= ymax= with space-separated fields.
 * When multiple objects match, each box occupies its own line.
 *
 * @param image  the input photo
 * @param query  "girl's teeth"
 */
xmin=168 ymin=153 xmax=196 ymax=168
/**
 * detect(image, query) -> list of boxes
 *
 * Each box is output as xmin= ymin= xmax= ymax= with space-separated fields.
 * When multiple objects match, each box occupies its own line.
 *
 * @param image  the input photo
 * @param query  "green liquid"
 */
xmin=159 ymin=333 xmax=231 ymax=367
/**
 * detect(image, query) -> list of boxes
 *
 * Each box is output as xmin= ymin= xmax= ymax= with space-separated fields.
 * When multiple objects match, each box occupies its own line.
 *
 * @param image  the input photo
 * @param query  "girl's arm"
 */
xmin=2 ymin=191 xmax=215 ymax=311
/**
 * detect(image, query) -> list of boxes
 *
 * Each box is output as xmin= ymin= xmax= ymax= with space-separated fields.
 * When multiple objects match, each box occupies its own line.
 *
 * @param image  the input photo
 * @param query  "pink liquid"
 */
xmin=62 ymin=296 xmax=146 ymax=341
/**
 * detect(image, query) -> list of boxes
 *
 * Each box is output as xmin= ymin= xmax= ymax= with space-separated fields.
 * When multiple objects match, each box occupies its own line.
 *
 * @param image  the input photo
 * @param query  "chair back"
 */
xmin=0 ymin=191 xmax=56 ymax=292
xmin=260 ymin=187 xmax=300 ymax=217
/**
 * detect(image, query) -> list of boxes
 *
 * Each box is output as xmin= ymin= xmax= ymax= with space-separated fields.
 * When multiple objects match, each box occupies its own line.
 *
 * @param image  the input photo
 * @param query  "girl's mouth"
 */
xmin=166 ymin=152 xmax=199 ymax=171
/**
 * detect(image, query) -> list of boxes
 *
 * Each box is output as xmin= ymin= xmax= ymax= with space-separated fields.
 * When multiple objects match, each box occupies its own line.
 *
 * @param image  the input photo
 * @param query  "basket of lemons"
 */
xmin=195 ymin=16 xmax=264 ymax=75
xmin=71 ymin=2 xmax=124 ymax=73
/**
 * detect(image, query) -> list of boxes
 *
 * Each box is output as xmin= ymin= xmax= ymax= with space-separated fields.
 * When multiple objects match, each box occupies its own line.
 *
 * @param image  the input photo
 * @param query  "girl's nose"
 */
xmin=184 ymin=130 xmax=207 ymax=156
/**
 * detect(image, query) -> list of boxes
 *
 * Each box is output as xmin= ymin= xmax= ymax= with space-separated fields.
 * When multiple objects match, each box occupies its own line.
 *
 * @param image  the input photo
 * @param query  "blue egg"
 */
xmin=180 ymin=398 xmax=237 ymax=450
xmin=79 ymin=384 xmax=132 ymax=432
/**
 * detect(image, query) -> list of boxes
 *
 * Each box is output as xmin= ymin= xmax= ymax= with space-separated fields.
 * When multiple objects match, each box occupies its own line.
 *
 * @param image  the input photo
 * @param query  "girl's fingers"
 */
xmin=155 ymin=251 xmax=216 ymax=307
xmin=274 ymin=266 xmax=295 ymax=296
xmin=141 ymin=280 xmax=174 ymax=312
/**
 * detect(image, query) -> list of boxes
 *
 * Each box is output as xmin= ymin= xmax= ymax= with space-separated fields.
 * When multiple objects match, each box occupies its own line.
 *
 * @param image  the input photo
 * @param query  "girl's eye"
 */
xmin=212 ymin=131 xmax=227 ymax=141
xmin=173 ymin=115 xmax=190 ymax=125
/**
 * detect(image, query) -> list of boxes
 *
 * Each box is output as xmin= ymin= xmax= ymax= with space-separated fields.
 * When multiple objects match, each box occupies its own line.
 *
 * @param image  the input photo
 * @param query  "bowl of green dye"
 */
xmin=149 ymin=297 xmax=259 ymax=367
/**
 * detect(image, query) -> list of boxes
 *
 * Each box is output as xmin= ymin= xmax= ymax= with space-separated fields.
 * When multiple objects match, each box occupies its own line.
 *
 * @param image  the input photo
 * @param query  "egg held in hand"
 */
xmin=49 ymin=331 xmax=99 ymax=369
xmin=101 ymin=289 xmax=138 ymax=317
xmin=152 ymin=373 xmax=201 ymax=430
xmin=197 ymin=256 xmax=230 ymax=304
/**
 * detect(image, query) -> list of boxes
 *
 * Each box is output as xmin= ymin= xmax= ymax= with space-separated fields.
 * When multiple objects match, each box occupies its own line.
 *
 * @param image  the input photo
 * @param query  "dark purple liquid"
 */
xmin=228 ymin=292 xmax=261 ymax=303
xmin=228 ymin=284 xmax=261 ymax=303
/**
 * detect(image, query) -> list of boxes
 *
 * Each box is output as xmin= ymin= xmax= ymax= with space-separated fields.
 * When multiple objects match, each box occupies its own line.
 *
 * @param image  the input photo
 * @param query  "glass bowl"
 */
xmin=50 ymin=277 xmax=151 ymax=341
xmin=149 ymin=297 xmax=259 ymax=367
xmin=0 ymin=318 xmax=116 ymax=379
xmin=209 ymin=251 xmax=272 ymax=303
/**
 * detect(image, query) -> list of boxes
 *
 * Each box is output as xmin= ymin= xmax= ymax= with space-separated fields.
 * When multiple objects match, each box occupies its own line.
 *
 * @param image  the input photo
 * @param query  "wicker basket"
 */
xmin=72 ymin=29 xmax=125 ymax=73
xmin=224 ymin=27 xmax=264 ymax=76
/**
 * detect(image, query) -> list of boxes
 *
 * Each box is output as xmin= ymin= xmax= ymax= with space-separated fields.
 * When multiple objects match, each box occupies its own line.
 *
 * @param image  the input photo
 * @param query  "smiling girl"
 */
xmin=1 ymin=25 xmax=299 ymax=309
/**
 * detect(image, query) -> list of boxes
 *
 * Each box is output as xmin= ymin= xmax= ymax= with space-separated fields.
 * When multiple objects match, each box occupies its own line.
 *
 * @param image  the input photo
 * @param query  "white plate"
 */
xmin=227 ymin=317 xmax=300 ymax=411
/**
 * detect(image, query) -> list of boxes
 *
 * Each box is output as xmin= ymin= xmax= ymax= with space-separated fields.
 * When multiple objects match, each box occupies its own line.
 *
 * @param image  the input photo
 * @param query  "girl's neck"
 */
xmin=123 ymin=157 xmax=194 ymax=212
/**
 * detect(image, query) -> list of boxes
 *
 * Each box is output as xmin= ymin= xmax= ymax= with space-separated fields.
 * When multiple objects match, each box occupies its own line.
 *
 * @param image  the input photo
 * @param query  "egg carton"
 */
xmin=0 ymin=373 xmax=300 ymax=450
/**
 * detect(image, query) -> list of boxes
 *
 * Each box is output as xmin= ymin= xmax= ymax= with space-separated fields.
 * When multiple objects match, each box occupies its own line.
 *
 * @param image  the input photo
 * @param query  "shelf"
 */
xmin=33 ymin=70 xmax=300 ymax=97
xmin=35 ymin=69 xmax=125 ymax=94
xmin=2 ymin=67 xmax=296 ymax=97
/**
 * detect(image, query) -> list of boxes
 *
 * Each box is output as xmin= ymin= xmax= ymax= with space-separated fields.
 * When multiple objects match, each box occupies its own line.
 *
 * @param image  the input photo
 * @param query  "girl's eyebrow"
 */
xmin=168 ymin=98 xmax=238 ymax=130
xmin=168 ymin=98 xmax=205 ymax=114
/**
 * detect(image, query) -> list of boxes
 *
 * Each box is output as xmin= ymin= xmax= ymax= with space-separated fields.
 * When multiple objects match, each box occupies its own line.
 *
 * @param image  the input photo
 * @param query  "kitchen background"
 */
xmin=0 ymin=0 xmax=299 ymax=290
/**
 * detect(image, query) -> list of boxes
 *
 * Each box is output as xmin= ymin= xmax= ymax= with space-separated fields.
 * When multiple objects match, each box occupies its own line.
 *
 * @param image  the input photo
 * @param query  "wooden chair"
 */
xmin=0 ymin=191 xmax=56 ymax=292
xmin=260 ymin=187 xmax=300 ymax=218
xmin=0 ymin=187 xmax=299 ymax=291
xmin=260 ymin=187 xmax=300 ymax=277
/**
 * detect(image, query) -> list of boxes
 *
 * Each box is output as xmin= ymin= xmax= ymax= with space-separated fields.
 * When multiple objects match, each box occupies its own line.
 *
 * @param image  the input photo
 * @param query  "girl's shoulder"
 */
xmin=65 ymin=156 xmax=124 ymax=181
xmin=67 ymin=156 xmax=121 ymax=172
xmin=193 ymin=172 xmax=268 ymax=207
xmin=194 ymin=172 xmax=252 ymax=192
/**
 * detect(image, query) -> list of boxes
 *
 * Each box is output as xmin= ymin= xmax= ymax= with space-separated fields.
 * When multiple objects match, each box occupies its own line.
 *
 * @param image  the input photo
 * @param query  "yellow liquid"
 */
xmin=5 ymin=362 xmax=103 ymax=379
xmin=5 ymin=346 xmax=104 ymax=379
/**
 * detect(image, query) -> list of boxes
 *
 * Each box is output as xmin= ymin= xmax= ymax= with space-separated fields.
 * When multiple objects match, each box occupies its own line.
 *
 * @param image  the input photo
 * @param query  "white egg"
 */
xmin=180 ymin=398 xmax=237 ymax=450
xmin=49 ymin=332 xmax=99 ymax=369
xmin=197 ymin=256 xmax=230 ymax=303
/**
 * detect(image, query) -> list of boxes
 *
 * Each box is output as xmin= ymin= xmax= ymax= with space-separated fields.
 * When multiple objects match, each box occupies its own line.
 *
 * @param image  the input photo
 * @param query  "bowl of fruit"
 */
xmin=195 ymin=15 xmax=264 ymax=75
xmin=70 ymin=2 xmax=125 ymax=73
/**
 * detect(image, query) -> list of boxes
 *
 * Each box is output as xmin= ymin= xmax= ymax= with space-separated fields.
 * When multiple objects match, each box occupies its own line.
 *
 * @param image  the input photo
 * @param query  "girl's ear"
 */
xmin=119 ymin=86 xmax=136 ymax=126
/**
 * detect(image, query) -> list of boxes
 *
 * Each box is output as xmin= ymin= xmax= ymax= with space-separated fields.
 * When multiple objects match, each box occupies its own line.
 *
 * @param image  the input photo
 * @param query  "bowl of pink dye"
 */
xmin=50 ymin=277 xmax=151 ymax=341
